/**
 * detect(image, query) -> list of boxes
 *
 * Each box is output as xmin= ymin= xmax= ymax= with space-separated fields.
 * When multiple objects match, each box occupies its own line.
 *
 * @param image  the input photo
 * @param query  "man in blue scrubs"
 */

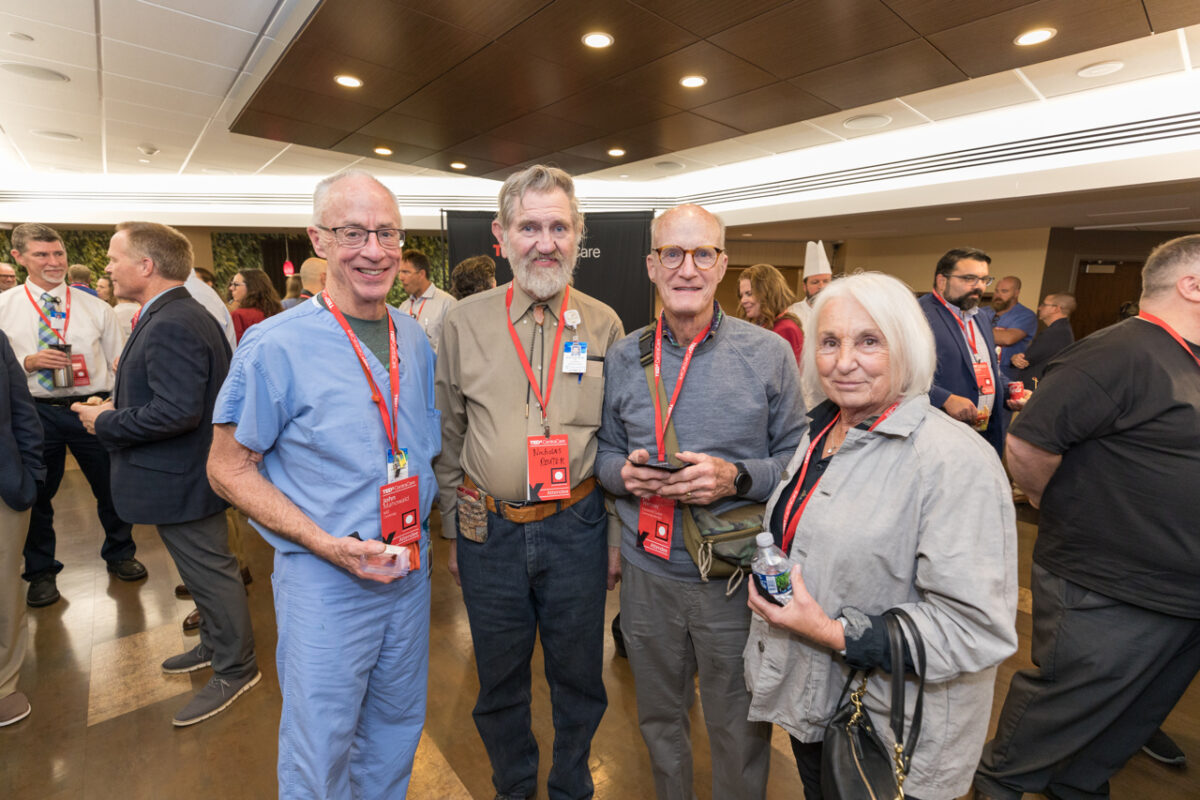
xmin=208 ymin=169 xmax=440 ymax=799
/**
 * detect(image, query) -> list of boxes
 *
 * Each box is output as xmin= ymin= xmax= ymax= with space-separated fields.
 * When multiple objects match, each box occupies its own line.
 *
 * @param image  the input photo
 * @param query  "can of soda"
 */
xmin=1007 ymin=381 xmax=1025 ymax=401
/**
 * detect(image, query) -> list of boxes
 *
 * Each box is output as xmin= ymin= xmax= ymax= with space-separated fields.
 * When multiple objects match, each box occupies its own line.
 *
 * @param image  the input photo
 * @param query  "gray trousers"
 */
xmin=620 ymin=558 xmax=771 ymax=800
xmin=975 ymin=563 xmax=1200 ymax=800
xmin=1 ymin=504 xmax=30 ymax=698
xmin=158 ymin=510 xmax=256 ymax=680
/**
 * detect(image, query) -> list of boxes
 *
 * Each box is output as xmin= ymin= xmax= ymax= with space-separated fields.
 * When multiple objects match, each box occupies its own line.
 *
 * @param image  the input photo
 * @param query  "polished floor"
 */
xmin=2 ymin=464 xmax=1197 ymax=799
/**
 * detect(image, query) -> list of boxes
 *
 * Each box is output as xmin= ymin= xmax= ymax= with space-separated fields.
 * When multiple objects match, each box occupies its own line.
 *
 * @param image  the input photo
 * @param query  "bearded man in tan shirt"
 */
xmin=435 ymin=164 xmax=624 ymax=800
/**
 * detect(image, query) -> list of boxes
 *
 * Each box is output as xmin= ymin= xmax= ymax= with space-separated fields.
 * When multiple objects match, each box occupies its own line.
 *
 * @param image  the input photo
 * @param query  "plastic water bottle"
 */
xmin=751 ymin=532 xmax=792 ymax=604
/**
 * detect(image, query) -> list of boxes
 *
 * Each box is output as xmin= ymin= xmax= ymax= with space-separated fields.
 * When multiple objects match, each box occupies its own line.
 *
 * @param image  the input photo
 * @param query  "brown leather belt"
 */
xmin=464 ymin=475 xmax=596 ymax=524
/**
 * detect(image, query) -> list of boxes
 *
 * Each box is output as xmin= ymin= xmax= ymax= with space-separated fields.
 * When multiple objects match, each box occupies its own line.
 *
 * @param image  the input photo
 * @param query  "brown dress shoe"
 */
xmin=182 ymin=607 xmax=201 ymax=633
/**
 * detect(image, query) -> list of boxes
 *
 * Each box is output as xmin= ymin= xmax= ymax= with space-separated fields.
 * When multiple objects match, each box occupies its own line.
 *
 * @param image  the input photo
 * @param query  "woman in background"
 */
xmin=280 ymin=275 xmax=304 ymax=310
xmin=739 ymin=262 xmax=804 ymax=365
xmin=98 ymin=275 xmax=140 ymax=336
xmin=228 ymin=268 xmax=283 ymax=344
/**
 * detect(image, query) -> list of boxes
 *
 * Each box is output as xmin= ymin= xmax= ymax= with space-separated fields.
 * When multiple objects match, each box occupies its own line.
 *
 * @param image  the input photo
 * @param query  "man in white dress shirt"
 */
xmin=0 ymin=223 xmax=144 ymax=608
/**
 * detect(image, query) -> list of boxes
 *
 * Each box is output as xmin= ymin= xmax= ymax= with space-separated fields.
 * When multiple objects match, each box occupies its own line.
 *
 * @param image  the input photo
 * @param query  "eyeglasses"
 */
xmin=653 ymin=245 xmax=724 ymax=270
xmin=317 ymin=225 xmax=405 ymax=250
xmin=228 ymin=281 xmax=245 ymax=288
xmin=1038 ymin=302 xmax=1059 ymax=309
xmin=948 ymin=273 xmax=994 ymax=288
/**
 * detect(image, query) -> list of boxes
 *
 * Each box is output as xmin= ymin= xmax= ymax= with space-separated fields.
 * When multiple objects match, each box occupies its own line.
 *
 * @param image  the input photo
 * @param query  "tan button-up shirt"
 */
xmin=435 ymin=281 xmax=624 ymax=537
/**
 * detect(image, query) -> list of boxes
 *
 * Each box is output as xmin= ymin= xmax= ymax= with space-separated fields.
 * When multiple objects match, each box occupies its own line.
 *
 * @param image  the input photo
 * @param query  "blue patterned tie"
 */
xmin=36 ymin=292 xmax=59 ymax=390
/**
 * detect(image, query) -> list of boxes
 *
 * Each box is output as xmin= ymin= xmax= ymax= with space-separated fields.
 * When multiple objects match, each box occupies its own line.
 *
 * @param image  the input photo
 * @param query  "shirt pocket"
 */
xmin=558 ymin=359 xmax=604 ymax=427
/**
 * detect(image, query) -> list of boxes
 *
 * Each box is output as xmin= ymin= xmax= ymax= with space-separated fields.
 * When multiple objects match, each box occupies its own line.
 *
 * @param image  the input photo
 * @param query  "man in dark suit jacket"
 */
xmin=0 ymin=330 xmax=44 ymax=726
xmin=918 ymin=247 xmax=1008 ymax=456
xmin=73 ymin=222 xmax=257 ymax=728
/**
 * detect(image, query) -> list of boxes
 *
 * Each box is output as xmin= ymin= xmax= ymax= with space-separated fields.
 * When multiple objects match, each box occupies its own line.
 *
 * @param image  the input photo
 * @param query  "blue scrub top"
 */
xmin=213 ymin=296 xmax=441 ymax=553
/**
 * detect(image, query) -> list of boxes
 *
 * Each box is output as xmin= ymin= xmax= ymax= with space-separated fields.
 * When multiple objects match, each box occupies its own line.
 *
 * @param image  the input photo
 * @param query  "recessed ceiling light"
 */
xmin=582 ymin=32 xmax=613 ymax=48
xmin=137 ymin=143 xmax=160 ymax=156
xmin=138 ymin=158 xmax=150 ymax=164
xmin=1015 ymin=28 xmax=1056 ymax=46
xmin=2 ymin=62 xmax=69 ymax=82
xmin=373 ymin=146 xmax=393 ymax=156
xmin=1077 ymin=60 xmax=1123 ymax=78
xmin=843 ymin=114 xmax=891 ymax=130
xmin=741 ymin=233 xmax=753 ymax=237
xmin=334 ymin=74 xmax=363 ymax=88
xmin=449 ymin=161 xmax=467 ymax=170
xmin=607 ymin=148 xmax=625 ymax=157
xmin=31 ymin=130 xmax=80 ymax=141
xmin=680 ymin=75 xmax=707 ymax=88
xmin=8 ymin=32 xmax=34 ymax=42
xmin=945 ymin=216 xmax=962 ymax=222
xmin=618 ymin=174 xmax=629 ymax=179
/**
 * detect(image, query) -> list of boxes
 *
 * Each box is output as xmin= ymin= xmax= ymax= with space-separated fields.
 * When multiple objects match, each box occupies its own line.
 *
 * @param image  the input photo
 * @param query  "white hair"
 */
xmin=801 ymin=271 xmax=936 ymax=402
xmin=311 ymin=168 xmax=396 ymax=226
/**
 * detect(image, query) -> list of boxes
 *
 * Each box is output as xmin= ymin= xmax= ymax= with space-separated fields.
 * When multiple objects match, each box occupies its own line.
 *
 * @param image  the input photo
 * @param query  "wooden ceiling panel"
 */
xmin=496 ymin=0 xmax=699 ymax=82
xmin=539 ymin=84 xmax=683 ymax=131
xmin=446 ymin=134 xmax=551 ymax=166
xmin=246 ymin=81 xmax=383 ymax=131
xmin=620 ymin=112 xmax=746 ymax=151
xmin=393 ymin=0 xmax=553 ymax=39
xmin=234 ymin=110 xmax=350 ymax=149
xmin=331 ymin=133 xmax=437 ymax=163
xmin=608 ymin=41 xmax=777 ymax=110
xmin=562 ymin=134 xmax=667 ymax=164
xmin=358 ymin=111 xmax=482 ymax=151
xmin=389 ymin=43 xmax=589 ymax=127
xmin=412 ymin=151 xmax=509 ymax=177
xmin=879 ymin=0 xmax=1040 ymax=35
xmin=302 ymin=0 xmax=490 ymax=77
xmin=691 ymin=82 xmax=837 ymax=133
xmin=709 ymin=0 xmax=918 ymax=79
xmin=627 ymin=0 xmax=793 ymax=38
xmin=928 ymin=0 xmax=1152 ymax=78
xmin=489 ymin=113 xmax=603 ymax=153
xmin=1141 ymin=0 xmax=1200 ymax=32
xmin=266 ymin=42 xmax=424 ymax=108
xmin=790 ymin=40 xmax=966 ymax=109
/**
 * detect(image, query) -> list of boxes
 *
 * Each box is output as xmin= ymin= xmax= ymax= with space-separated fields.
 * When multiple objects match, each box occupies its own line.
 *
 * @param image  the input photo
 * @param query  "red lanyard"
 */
xmin=779 ymin=402 xmax=899 ymax=552
xmin=408 ymin=296 xmax=427 ymax=320
xmin=652 ymin=313 xmax=712 ymax=462
xmin=25 ymin=284 xmax=71 ymax=344
xmin=322 ymin=291 xmax=400 ymax=455
xmin=932 ymin=290 xmax=979 ymax=355
xmin=505 ymin=284 xmax=570 ymax=429
xmin=1139 ymin=312 xmax=1200 ymax=369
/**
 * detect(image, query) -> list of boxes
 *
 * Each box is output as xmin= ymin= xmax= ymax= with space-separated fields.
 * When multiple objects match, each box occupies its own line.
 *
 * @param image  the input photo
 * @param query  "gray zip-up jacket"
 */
xmin=744 ymin=393 xmax=1018 ymax=799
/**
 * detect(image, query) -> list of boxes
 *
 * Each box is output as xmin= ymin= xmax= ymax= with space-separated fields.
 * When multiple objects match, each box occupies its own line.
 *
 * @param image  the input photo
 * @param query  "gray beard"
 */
xmin=512 ymin=257 xmax=576 ymax=300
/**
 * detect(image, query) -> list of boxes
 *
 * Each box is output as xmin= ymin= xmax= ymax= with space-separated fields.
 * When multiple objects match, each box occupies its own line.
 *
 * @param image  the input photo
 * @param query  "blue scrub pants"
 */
xmin=273 ymin=541 xmax=431 ymax=800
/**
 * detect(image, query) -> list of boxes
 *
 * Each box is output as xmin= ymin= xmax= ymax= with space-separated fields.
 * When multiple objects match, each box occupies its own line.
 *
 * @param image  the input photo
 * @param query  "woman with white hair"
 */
xmin=743 ymin=272 xmax=1018 ymax=800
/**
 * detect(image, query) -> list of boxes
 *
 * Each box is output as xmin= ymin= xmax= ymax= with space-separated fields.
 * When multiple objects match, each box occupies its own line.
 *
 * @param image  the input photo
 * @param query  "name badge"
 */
xmin=972 ymin=359 xmax=994 ymax=395
xmin=388 ymin=447 xmax=409 ymax=482
xmin=637 ymin=496 xmax=675 ymax=560
xmin=562 ymin=341 xmax=587 ymax=373
xmin=379 ymin=475 xmax=421 ymax=546
xmin=71 ymin=354 xmax=91 ymax=387
xmin=50 ymin=310 xmax=66 ymax=331
xmin=527 ymin=435 xmax=571 ymax=501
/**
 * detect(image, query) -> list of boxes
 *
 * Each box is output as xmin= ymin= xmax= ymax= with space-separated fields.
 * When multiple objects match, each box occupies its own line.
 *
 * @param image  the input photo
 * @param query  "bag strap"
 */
xmin=884 ymin=608 xmax=926 ymax=776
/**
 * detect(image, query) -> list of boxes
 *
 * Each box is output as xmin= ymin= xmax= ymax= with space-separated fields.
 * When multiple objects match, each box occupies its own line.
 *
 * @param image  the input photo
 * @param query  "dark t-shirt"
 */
xmin=1012 ymin=317 xmax=1200 ymax=617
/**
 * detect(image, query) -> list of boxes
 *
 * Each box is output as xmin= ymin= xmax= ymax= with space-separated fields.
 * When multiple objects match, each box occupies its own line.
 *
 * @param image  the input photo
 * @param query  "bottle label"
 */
xmin=755 ymin=570 xmax=791 ymax=597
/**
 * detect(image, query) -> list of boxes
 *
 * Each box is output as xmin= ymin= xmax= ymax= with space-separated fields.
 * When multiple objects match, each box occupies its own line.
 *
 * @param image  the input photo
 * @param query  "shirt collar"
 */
xmin=662 ymin=301 xmax=723 ymax=347
xmin=508 ymin=281 xmax=566 ymax=324
xmin=139 ymin=285 xmax=181 ymax=316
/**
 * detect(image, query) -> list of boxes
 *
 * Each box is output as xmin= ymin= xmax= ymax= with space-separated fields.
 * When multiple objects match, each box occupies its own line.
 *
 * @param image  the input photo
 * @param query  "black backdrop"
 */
xmin=445 ymin=210 xmax=655 ymax=334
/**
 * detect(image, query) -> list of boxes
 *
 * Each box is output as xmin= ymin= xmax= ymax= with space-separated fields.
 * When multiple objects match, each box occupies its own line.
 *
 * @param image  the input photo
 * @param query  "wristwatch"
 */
xmin=733 ymin=461 xmax=752 ymax=496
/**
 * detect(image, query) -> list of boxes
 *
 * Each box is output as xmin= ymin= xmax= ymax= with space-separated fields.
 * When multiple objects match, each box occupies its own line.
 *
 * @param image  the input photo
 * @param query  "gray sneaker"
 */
xmin=172 ymin=671 xmax=261 ymax=727
xmin=161 ymin=644 xmax=212 ymax=674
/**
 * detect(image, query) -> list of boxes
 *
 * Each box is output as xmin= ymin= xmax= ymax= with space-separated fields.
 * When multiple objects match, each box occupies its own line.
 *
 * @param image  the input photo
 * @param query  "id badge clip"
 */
xmin=637 ymin=495 xmax=675 ymax=560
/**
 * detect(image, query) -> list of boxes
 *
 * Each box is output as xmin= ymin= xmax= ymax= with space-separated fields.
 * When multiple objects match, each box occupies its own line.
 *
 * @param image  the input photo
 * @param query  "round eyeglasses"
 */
xmin=653 ymin=245 xmax=724 ymax=270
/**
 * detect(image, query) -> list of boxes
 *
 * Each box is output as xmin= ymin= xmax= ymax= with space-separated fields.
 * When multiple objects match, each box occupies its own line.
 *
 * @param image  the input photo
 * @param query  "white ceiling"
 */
xmin=0 ymin=0 xmax=1198 ymax=237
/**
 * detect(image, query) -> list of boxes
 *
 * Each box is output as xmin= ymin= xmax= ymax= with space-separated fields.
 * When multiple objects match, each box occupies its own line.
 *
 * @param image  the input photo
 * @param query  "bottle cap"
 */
xmin=756 ymin=532 xmax=773 ymax=547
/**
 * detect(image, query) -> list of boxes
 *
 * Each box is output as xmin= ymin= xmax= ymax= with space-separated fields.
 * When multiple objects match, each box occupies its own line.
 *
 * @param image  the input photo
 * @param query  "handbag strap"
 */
xmin=884 ymin=608 xmax=926 ymax=774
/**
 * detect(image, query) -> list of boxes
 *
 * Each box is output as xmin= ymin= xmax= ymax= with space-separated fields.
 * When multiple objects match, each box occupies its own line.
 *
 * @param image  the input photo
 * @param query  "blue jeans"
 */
xmin=23 ymin=402 xmax=134 ymax=579
xmin=457 ymin=487 xmax=609 ymax=800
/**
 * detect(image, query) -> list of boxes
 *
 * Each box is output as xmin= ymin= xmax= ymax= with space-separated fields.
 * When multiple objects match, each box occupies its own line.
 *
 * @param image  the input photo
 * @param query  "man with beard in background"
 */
xmin=919 ymin=248 xmax=1008 ymax=456
xmin=435 ymin=165 xmax=624 ymax=800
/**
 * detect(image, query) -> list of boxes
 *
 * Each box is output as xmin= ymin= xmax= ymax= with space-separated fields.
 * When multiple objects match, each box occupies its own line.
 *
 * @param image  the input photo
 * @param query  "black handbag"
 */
xmin=821 ymin=608 xmax=927 ymax=800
